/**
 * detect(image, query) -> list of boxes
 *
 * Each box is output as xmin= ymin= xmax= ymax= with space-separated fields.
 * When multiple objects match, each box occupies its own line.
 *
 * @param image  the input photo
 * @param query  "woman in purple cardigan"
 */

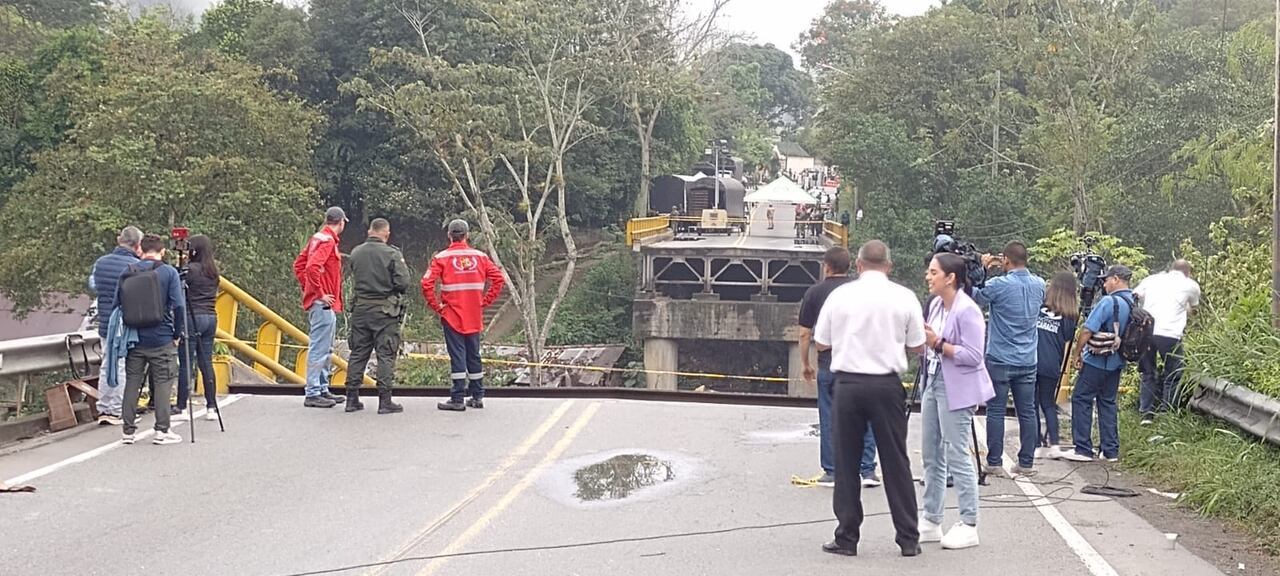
xmin=920 ymin=253 xmax=997 ymax=550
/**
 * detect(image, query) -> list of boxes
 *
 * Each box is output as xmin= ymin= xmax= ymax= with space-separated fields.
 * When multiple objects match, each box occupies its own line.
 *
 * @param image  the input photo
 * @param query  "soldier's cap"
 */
xmin=1100 ymin=264 xmax=1133 ymax=281
xmin=448 ymin=219 xmax=469 ymax=234
xmin=325 ymin=206 xmax=349 ymax=223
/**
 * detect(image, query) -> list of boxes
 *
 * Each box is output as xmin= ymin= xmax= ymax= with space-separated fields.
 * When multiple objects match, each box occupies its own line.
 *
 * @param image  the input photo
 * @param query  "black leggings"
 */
xmin=1034 ymin=374 xmax=1061 ymax=446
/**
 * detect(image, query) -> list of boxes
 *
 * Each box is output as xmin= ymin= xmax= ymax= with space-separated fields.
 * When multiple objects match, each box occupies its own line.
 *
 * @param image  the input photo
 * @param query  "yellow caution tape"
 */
xmin=790 ymin=473 xmax=827 ymax=488
xmin=214 ymin=337 xmax=792 ymax=383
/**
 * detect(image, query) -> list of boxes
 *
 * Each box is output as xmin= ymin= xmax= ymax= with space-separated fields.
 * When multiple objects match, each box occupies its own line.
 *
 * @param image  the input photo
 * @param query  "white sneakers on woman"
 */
xmin=940 ymin=522 xmax=980 ymax=549
xmin=919 ymin=516 xmax=944 ymax=543
xmin=919 ymin=516 xmax=980 ymax=549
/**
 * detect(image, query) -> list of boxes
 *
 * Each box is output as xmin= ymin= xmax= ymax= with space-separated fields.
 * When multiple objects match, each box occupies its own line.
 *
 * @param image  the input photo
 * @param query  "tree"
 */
xmin=605 ymin=0 xmax=729 ymax=216
xmin=795 ymin=0 xmax=891 ymax=74
xmin=0 ymin=0 xmax=104 ymax=30
xmin=716 ymin=43 xmax=814 ymax=132
xmin=350 ymin=0 xmax=617 ymax=384
xmin=0 ymin=16 xmax=322 ymax=315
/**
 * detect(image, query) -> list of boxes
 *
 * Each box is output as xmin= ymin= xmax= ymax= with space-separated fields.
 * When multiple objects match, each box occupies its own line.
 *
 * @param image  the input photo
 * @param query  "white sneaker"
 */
xmin=941 ymin=522 xmax=980 ymax=550
xmin=152 ymin=431 xmax=183 ymax=445
xmin=170 ymin=412 xmax=189 ymax=422
xmin=919 ymin=516 xmax=943 ymax=543
xmin=1034 ymin=446 xmax=1056 ymax=459
xmin=121 ymin=433 xmax=135 ymax=445
xmin=205 ymin=408 xmax=219 ymax=422
xmin=860 ymin=474 xmax=882 ymax=488
xmin=982 ymin=464 xmax=1007 ymax=478
xmin=1059 ymin=450 xmax=1093 ymax=463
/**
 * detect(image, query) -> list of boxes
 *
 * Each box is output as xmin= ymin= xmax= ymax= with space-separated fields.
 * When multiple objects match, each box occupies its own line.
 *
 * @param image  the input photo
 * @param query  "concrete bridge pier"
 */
xmin=644 ymin=338 xmax=678 ymax=390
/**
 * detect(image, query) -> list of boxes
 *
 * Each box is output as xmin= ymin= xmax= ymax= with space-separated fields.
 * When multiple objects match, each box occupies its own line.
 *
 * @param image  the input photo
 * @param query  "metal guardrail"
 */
xmin=1189 ymin=377 xmax=1280 ymax=447
xmin=0 ymin=332 xmax=101 ymax=379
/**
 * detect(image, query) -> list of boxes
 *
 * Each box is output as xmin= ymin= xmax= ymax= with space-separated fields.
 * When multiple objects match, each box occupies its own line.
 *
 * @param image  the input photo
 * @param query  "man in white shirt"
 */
xmin=814 ymin=240 xmax=927 ymax=558
xmin=1133 ymin=260 xmax=1201 ymax=423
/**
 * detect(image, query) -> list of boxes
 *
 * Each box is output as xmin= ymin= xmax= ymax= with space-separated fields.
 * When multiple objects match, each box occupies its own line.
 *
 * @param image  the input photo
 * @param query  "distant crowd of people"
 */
xmin=87 ymin=208 xmax=505 ymax=445
xmin=795 ymin=238 xmax=1200 ymax=557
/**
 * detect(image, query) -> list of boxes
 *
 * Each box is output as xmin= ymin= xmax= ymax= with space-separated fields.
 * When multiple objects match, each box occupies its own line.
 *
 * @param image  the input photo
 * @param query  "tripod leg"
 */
xmin=971 ymin=420 xmax=988 ymax=486
xmin=216 ymin=398 xmax=225 ymax=432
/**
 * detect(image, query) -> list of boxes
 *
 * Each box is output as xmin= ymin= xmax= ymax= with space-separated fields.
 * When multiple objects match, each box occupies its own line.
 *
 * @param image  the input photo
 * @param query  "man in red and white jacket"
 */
xmin=292 ymin=206 xmax=348 ymax=409
xmin=422 ymin=219 xmax=505 ymax=411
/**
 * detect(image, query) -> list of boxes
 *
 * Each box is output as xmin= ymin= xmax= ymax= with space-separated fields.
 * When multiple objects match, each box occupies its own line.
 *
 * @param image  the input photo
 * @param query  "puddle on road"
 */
xmin=541 ymin=449 xmax=697 ymax=508
xmin=573 ymin=454 xmax=676 ymax=502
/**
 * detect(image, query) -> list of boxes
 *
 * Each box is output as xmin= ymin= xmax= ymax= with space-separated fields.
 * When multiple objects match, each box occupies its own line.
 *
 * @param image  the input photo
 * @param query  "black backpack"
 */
xmin=118 ymin=261 xmax=167 ymax=328
xmin=1116 ymin=293 xmax=1154 ymax=362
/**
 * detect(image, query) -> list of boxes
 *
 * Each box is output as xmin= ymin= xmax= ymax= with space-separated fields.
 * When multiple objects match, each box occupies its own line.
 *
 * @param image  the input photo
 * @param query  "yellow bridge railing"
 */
xmin=625 ymin=215 xmax=671 ymax=246
xmin=823 ymin=220 xmax=848 ymax=247
xmin=213 ymin=278 xmax=375 ymax=391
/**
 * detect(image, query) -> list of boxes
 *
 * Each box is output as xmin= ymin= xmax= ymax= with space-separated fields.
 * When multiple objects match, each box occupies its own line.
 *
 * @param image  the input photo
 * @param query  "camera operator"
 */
xmin=973 ymin=242 xmax=1045 ymax=476
xmin=177 ymin=234 xmax=221 ymax=421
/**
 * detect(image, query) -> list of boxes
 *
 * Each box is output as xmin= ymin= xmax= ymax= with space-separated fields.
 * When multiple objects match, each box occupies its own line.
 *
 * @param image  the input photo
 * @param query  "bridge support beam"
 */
xmin=644 ymin=338 xmax=678 ymax=390
xmin=788 ymin=343 xmax=817 ymax=398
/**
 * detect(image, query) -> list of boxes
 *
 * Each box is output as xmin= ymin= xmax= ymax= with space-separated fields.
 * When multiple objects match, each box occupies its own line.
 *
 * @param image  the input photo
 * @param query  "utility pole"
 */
xmin=992 ymin=70 xmax=1001 ymax=180
xmin=1272 ymin=0 xmax=1280 ymax=327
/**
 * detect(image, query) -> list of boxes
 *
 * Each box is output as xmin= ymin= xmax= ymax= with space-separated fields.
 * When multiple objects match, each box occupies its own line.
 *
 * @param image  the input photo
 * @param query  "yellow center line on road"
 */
xmin=415 ymin=402 xmax=603 ymax=576
xmin=363 ymin=400 xmax=577 ymax=576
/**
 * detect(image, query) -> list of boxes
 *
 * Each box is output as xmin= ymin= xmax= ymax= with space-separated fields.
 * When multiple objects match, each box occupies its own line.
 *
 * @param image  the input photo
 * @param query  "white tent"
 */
xmin=744 ymin=176 xmax=818 ymax=205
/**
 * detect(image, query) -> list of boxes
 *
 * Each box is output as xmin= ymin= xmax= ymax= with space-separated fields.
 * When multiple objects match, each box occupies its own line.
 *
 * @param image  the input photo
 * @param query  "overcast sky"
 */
xmin=698 ymin=0 xmax=940 ymax=63
xmin=171 ymin=0 xmax=941 ymax=66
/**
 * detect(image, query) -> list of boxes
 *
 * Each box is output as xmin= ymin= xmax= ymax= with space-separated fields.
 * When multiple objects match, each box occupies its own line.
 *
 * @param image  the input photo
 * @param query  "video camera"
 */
xmin=170 ymin=227 xmax=191 ymax=275
xmin=1069 ymin=236 xmax=1107 ymax=316
xmin=932 ymin=220 xmax=987 ymax=289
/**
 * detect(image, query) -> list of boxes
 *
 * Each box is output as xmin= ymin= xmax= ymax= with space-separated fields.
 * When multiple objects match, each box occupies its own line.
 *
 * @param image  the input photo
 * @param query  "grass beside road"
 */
xmin=1118 ymin=404 xmax=1280 ymax=555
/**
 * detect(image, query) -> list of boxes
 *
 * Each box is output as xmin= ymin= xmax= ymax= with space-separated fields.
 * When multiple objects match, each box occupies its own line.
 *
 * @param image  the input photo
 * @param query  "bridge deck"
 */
xmin=646 ymin=233 xmax=828 ymax=254
xmin=1 ymin=396 xmax=1226 ymax=576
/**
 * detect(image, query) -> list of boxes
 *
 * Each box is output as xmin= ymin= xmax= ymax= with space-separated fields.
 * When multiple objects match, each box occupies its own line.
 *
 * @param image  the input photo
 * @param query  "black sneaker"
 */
xmin=465 ymin=398 xmax=484 ymax=409
xmin=304 ymin=396 xmax=336 ymax=408
xmin=321 ymin=392 xmax=346 ymax=404
xmin=437 ymin=401 xmax=466 ymax=412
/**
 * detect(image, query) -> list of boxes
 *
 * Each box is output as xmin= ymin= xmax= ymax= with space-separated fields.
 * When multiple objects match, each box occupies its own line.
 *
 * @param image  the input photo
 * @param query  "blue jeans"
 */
xmin=1071 ymin=363 xmax=1122 ymax=459
xmin=442 ymin=321 xmax=483 ymax=403
xmin=921 ymin=370 xmax=979 ymax=526
xmin=306 ymin=302 xmax=336 ymax=398
xmin=818 ymin=365 xmax=876 ymax=477
xmin=985 ymin=361 xmax=1038 ymax=468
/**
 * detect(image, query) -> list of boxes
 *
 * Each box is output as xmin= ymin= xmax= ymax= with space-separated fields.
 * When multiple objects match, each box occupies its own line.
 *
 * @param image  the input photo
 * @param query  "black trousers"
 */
xmin=832 ymin=372 xmax=919 ymax=551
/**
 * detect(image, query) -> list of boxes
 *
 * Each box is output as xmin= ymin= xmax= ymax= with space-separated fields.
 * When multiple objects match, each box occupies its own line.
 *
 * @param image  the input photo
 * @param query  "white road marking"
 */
xmin=3 ymin=394 xmax=247 ymax=486
xmin=974 ymin=419 xmax=1120 ymax=576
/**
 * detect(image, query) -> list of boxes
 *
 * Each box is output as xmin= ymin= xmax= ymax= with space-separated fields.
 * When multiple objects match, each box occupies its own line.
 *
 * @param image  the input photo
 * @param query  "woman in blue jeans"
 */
xmin=178 ymin=234 xmax=221 ymax=420
xmin=919 ymin=253 xmax=996 ymax=550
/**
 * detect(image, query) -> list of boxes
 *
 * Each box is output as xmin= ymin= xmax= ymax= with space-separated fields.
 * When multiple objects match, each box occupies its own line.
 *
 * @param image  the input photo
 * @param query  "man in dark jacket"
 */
xmin=344 ymin=219 xmax=411 ymax=414
xmin=88 ymin=226 xmax=143 ymax=425
xmin=116 ymin=234 xmax=186 ymax=445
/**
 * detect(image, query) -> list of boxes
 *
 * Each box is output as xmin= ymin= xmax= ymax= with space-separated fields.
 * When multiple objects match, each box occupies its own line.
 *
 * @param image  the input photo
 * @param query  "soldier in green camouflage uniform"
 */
xmin=344 ymin=218 xmax=411 ymax=414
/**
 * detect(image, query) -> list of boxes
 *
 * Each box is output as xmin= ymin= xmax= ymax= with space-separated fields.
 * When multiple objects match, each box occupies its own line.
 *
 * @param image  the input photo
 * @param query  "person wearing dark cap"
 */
xmin=292 ymin=206 xmax=349 ymax=408
xmin=422 ymin=219 xmax=505 ymax=411
xmin=1061 ymin=264 xmax=1135 ymax=463
xmin=344 ymin=218 xmax=410 ymax=414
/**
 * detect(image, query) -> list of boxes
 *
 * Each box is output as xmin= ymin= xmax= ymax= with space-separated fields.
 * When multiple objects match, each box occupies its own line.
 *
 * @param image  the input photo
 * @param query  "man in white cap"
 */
xmin=422 ymin=219 xmax=505 ymax=411
xmin=292 ymin=206 xmax=349 ymax=408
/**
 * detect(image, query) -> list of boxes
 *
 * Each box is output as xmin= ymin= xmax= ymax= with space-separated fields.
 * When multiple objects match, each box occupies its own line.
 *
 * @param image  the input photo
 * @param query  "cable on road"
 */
xmin=271 ymin=478 xmax=1134 ymax=576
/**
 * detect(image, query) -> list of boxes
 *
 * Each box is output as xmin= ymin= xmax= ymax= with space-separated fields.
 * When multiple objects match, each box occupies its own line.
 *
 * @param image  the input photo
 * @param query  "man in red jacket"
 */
xmin=293 ymin=206 xmax=348 ymax=408
xmin=422 ymin=219 xmax=505 ymax=411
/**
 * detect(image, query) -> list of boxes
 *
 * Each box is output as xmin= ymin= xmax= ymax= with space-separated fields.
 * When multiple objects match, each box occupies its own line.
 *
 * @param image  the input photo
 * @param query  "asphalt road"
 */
xmin=0 ymin=396 xmax=1229 ymax=576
